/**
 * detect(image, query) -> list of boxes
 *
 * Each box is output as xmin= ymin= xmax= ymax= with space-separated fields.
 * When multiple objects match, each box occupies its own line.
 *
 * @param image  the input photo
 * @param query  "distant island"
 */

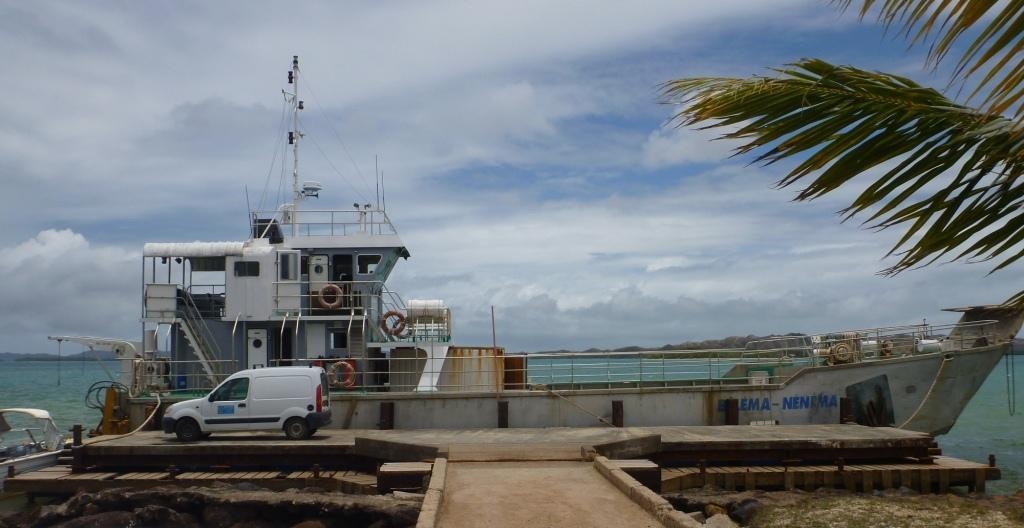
xmin=528 ymin=336 xmax=1024 ymax=355
xmin=0 ymin=350 xmax=117 ymax=362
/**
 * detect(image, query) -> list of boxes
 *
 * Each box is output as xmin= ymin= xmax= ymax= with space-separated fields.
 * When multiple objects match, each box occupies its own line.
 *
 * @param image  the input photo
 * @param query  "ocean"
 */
xmin=0 ymin=359 xmax=1020 ymax=493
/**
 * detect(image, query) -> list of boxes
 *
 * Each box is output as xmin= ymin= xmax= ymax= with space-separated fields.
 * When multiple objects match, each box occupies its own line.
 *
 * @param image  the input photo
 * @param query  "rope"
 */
xmin=83 ymin=391 xmax=163 ymax=446
xmin=532 ymin=384 xmax=616 ymax=427
xmin=1007 ymin=349 xmax=1017 ymax=416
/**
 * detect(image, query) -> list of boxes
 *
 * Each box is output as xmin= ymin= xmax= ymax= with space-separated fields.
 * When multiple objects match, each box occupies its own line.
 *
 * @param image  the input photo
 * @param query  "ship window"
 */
xmin=234 ymin=261 xmax=260 ymax=277
xmin=330 ymin=330 xmax=348 ymax=350
xmin=279 ymin=251 xmax=299 ymax=281
xmin=357 ymin=254 xmax=382 ymax=274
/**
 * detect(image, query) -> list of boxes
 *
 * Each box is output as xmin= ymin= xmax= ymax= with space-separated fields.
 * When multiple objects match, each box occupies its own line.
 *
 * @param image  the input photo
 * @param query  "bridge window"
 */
xmin=358 ymin=254 xmax=382 ymax=274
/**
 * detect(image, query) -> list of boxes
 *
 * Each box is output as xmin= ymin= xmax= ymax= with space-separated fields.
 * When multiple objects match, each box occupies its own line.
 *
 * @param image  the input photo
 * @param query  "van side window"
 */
xmin=210 ymin=378 xmax=250 ymax=402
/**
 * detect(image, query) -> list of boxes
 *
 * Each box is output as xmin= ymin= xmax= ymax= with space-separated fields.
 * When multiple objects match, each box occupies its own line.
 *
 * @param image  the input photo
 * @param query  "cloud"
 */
xmin=0 ymin=230 xmax=139 ymax=353
xmin=641 ymin=127 xmax=740 ymax=168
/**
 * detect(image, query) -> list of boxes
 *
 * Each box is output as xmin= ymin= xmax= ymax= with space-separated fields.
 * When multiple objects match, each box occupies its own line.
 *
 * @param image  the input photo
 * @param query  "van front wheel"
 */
xmin=284 ymin=417 xmax=310 ymax=440
xmin=175 ymin=418 xmax=201 ymax=442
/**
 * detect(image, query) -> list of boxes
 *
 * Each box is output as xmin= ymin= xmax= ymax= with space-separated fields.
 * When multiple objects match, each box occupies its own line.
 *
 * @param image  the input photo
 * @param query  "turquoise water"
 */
xmin=0 ymin=359 xmax=1020 ymax=493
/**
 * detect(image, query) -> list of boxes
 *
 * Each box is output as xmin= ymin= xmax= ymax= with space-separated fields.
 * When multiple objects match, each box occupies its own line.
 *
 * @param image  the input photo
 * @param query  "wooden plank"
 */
xmin=974 ymin=468 xmax=986 ymax=493
xmin=881 ymin=469 xmax=893 ymax=489
xmin=920 ymin=469 xmax=932 ymax=493
xmin=939 ymin=469 xmax=950 ymax=493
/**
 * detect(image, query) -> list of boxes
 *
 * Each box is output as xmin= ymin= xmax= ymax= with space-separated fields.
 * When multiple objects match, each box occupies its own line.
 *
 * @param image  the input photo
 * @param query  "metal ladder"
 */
xmin=177 ymin=290 xmax=222 ymax=387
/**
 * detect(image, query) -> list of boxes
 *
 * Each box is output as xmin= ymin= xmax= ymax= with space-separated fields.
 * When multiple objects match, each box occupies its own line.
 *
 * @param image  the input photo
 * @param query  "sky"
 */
xmin=1 ymin=1 xmax=1021 ymax=355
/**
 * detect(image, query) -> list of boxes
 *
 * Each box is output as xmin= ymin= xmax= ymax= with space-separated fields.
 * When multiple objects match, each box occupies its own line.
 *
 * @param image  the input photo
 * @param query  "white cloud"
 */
xmin=0 ymin=230 xmax=139 ymax=352
xmin=641 ymin=127 xmax=740 ymax=168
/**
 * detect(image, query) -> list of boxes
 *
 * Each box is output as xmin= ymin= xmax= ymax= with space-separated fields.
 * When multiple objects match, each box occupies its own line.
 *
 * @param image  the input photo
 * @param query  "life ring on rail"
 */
xmin=380 ymin=310 xmax=407 ymax=336
xmin=880 ymin=340 xmax=894 ymax=358
xmin=328 ymin=360 xmax=357 ymax=389
xmin=317 ymin=283 xmax=344 ymax=310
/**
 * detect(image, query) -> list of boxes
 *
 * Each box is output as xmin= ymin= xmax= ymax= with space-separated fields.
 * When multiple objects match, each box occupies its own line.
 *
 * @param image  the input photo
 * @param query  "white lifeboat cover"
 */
xmin=143 ymin=242 xmax=245 ymax=258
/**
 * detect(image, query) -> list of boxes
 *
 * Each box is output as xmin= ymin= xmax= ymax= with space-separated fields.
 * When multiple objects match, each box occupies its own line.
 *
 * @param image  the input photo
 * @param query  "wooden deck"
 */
xmin=661 ymin=455 xmax=999 ymax=493
xmin=4 ymin=424 xmax=999 ymax=497
xmin=5 ymin=465 xmax=377 ymax=495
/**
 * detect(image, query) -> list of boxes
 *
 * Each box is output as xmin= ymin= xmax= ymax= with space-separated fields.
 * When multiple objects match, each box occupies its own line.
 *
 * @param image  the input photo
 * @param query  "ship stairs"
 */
xmin=172 ymin=290 xmax=222 ymax=387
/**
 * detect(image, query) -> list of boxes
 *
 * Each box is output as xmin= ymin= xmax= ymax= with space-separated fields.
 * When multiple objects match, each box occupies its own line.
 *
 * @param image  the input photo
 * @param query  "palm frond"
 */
xmin=662 ymin=59 xmax=1024 ymax=279
xmin=833 ymin=0 xmax=1024 ymax=120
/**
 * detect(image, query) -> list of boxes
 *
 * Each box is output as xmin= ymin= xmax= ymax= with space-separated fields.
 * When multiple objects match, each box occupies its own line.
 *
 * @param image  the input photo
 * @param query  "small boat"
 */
xmin=0 ymin=409 xmax=64 ymax=490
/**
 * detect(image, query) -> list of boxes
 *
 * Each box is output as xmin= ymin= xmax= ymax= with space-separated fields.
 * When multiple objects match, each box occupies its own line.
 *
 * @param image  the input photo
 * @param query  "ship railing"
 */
xmin=130 ymin=359 xmax=235 ymax=396
xmin=262 ymin=321 xmax=1006 ymax=393
xmin=250 ymin=208 xmax=398 ymax=238
xmin=745 ymin=319 xmax=1001 ymax=362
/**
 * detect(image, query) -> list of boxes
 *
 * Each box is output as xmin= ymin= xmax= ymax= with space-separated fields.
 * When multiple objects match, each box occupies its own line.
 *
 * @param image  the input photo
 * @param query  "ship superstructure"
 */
xmin=132 ymin=56 xmax=451 ymax=396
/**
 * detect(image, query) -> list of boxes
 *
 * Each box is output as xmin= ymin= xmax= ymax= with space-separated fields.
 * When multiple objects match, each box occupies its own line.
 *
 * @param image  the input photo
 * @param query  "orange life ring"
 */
xmin=380 ymin=310 xmax=407 ymax=336
xmin=327 ymin=360 xmax=356 ymax=389
xmin=317 ymin=283 xmax=344 ymax=310
xmin=880 ymin=340 xmax=894 ymax=358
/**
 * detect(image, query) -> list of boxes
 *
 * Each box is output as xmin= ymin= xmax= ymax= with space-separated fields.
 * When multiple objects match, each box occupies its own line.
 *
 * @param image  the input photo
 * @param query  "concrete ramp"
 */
xmin=436 ymin=461 xmax=661 ymax=528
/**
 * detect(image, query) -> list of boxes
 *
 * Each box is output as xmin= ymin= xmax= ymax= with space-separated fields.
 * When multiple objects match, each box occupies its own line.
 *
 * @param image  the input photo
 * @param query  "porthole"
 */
xmin=252 ymin=339 xmax=263 ymax=349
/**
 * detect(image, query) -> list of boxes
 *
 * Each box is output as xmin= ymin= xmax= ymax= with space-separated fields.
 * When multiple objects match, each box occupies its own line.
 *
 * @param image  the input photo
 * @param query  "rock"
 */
xmin=290 ymin=521 xmax=328 ymax=528
xmin=392 ymin=491 xmax=425 ymax=501
xmin=228 ymin=521 xmax=277 ymax=528
xmin=202 ymin=504 xmax=256 ymax=528
xmin=705 ymin=513 xmax=739 ymax=528
xmin=686 ymin=511 xmax=706 ymax=523
xmin=663 ymin=493 xmax=705 ymax=513
xmin=705 ymin=503 xmax=728 ymax=517
xmin=134 ymin=504 xmax=200 ymax=528
xmin=727 ymin=497 xmax=763 ymax=525
xmin=51 ymin=511 xmax=135 ymax=528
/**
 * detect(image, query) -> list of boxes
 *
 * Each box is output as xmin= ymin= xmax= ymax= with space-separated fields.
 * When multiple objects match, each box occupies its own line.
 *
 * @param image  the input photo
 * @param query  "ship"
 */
xmin=50 ymin=57 xmax=1023 ymax=436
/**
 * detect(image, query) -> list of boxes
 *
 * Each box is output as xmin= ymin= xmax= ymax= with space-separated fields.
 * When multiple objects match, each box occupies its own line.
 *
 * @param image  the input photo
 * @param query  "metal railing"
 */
xmin=271 ymin=280 xmax=450 ymax=343
xmin=262 ymin=320 xmax=1003 ymax=394
xmin=131 ymin=359 xmax=235 ymax=395
xmin=251 ymin=208 xmax=398 ymax=238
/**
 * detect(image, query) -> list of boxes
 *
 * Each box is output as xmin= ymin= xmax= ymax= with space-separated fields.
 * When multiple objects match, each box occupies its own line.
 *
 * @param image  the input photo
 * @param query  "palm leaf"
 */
xmin=834 ymin=0 xmax=1024 ymax=120
xmin=661 ymin=59 xmax=1024 ymax=284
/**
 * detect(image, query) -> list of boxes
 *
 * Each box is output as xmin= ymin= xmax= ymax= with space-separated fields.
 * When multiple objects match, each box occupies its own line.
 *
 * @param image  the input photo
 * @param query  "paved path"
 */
xmin=436 ymin=461 xmax=661 ymax=528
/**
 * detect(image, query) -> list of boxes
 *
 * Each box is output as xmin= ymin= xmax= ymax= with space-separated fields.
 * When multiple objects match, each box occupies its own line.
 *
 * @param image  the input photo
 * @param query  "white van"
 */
xmin=162 ymin=366 xmax=331 ymax=441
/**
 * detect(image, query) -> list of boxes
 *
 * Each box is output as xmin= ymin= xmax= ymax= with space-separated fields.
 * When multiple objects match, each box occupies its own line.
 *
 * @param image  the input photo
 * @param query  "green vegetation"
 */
xmin=663 ymin=1 xmax=1024 ymax=305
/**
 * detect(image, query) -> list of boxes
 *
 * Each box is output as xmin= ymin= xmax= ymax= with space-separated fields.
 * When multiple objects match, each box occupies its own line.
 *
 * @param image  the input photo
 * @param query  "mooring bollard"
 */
xmin=989 ymin=454 xmax=996 ymax=468
xmin=71 ymin=424 xmax=83 ymax=447
xmin=312 ymin=463 xmax=321 ymax=479
xmin=836 ymin=458 xmax=845 ymax=471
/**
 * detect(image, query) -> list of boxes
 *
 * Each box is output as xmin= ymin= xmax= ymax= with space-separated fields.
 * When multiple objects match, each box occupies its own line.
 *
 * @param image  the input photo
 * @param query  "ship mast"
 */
xmin=286 ymin=55 xmax=304 ymax=237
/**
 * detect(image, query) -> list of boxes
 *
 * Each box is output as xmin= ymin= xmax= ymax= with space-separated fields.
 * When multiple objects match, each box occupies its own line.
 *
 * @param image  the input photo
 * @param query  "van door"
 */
xmin=248 ymin=374 xmax=313 ymax=429
xmin=202 ymin=376 xmax=251 ymax=431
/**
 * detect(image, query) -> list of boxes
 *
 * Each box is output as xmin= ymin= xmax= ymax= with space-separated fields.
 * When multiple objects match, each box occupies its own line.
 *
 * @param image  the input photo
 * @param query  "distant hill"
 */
xmin=0 ymin=350 xmax=117 ymax=362
xmin=526 ymin=334 xmax=805 ymax=354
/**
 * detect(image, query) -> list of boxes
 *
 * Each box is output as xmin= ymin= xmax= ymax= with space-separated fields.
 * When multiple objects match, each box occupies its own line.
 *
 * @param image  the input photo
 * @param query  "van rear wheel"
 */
xmin=284 ymin=417 xmax=310 ymax=440
xmin=175 ymin=418 xmax=201 ymax=442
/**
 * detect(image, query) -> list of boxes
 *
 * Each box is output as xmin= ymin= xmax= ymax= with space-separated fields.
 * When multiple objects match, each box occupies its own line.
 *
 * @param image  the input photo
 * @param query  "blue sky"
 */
xmin=1 ymin=1 xmax=1019 ymax=354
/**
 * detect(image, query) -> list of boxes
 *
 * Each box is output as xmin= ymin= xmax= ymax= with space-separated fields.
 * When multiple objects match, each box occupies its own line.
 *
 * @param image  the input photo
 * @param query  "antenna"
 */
xmin=375 ymin=155 xmax=381 ymax=210
xmin=381 ymin=167 xmax=386 ymax=212
xmin=288 ymin=55 xmax=304 ymax=237
xmin=244 ymin=184 xmax=252 ymax=234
